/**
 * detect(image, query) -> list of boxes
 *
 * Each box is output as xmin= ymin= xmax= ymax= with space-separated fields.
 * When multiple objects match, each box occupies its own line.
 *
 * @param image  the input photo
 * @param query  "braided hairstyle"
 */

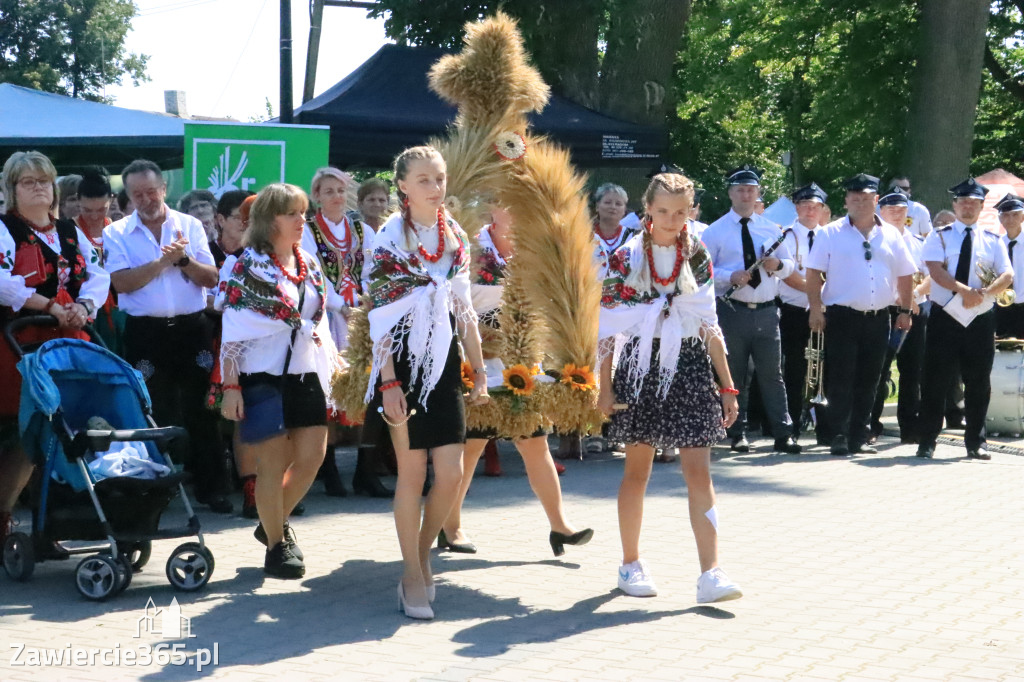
xmin=392 ymin=145 xmax=458 ymax=253
xmin=632 ymin=172 xmax=698 ymax=294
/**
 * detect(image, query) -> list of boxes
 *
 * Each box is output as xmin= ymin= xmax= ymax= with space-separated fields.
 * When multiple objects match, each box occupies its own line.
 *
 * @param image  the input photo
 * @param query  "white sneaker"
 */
xmin=696 ymin=567 xmax=743 ymax=604
xmin=617 ymin=559 xmax=658 ymax=597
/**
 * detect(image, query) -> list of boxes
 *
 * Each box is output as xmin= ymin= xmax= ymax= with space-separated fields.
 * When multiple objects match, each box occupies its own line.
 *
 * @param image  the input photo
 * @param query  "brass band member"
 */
xmin=804 ymin=174 xmax=916 ymax=456
xmin=916 ymin=179 xmax=1013 ymax=460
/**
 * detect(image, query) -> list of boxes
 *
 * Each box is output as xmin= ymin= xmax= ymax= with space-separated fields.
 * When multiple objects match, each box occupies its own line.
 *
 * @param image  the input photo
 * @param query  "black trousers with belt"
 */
xmin=824 ymin=305 xmax=890 ymax=447
xmin=870 ymin=305 xmax=928 ymax=441
xmin=918 ymin=305 xmax=996 ymax=451
xmin=123 ymin=312 xmax=229 ymax=499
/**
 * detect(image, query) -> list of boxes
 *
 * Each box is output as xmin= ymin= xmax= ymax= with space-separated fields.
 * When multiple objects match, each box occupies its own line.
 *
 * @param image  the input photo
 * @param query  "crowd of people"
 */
xmin=0 ymin=145 xmax=1019 ymax=620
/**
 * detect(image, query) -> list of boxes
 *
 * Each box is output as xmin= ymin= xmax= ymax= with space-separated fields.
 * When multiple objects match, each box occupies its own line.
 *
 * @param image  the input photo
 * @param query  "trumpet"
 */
xmin=800 ymin=329 xmax=828 ymax=431
xmin=976 ymin=263 xmax=1016 ymax=307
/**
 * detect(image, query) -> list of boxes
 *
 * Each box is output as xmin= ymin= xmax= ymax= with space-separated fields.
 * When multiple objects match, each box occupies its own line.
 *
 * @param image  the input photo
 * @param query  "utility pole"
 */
xmin=303 ymin=0 xmax=325 ymax=103
xmin=280 ymin=0 xmax=294 ymax=123
xmin=302 ymin=1 xmax=380 ymax=104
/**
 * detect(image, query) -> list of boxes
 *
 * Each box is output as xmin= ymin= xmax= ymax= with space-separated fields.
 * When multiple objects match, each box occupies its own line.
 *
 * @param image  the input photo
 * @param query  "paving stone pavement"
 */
xmin=2 ymin=429 xmax=1023 ymax=681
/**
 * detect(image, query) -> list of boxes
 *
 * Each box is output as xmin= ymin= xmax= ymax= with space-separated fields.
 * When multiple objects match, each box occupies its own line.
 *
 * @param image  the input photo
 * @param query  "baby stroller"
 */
xmin=2 ymin=316 xmax=214 ymax=601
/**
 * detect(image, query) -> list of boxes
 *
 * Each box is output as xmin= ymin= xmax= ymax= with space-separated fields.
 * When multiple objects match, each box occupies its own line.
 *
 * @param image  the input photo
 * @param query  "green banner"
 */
xmin=183 ymin=122 xmax=330 ymax=198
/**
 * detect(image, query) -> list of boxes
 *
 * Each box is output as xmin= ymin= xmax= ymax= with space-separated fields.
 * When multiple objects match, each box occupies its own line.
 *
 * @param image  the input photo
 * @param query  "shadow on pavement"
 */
xmin=450 ymin=590 xmax=733 ymax=657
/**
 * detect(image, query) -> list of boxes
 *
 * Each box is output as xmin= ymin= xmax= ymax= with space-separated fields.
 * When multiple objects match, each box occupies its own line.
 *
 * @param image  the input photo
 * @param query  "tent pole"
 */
xmin=303 ymin=0 xmax=324 ymax=103
xmin=280 ymin=0 xmax=294 ymax=123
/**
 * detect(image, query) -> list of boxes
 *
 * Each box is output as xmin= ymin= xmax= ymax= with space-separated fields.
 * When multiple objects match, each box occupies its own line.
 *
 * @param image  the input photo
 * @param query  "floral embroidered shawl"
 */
xmin=598 ymin=231 xmax=721 ymax=401
xmin=364 ymin=212 xmax=475 ymax=407
xmin=220 ymin=247 xmax=338 ymax=398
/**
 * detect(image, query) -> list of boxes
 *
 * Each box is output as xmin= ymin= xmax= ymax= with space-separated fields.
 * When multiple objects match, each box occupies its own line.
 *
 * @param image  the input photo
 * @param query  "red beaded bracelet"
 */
xmin=380 ymin=380 xmax=402 ymax=393
xmin=222 ymin=384 xmax=242 ymax=392
xmin=719 ymin=386 xmax=740 ymax=395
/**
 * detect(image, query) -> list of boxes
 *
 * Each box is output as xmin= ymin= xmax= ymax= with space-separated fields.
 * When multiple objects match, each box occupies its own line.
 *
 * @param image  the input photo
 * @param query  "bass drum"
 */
xmin=987 ymin=340 xmax=1024 ymax=437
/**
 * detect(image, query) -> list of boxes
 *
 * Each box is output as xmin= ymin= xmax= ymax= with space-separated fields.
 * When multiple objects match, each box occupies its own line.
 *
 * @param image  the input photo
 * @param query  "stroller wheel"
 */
xmin=75 ymin=554 xmax=120 ymax=601
xmin=113 ymin=554 xmax=133 ymax=595
xmin=126 ymin=541 xmax=152 ymax=573
xmin=166 ymin=542 xmax=214 ymax=592
xmin=3 ymin=533 xmax=35 ymax=582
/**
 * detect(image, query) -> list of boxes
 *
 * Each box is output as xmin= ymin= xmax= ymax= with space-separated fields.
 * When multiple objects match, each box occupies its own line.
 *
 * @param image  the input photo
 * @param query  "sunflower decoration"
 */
xmin=502 ymin=364 xmax=536 ymax=396
xmin=461 ymin=362 xmax=475 ymax=392
xmin=494 ymin=131 xmax=527 ymax=161
xmin=560 ymin=363 xmax=597 ymax=391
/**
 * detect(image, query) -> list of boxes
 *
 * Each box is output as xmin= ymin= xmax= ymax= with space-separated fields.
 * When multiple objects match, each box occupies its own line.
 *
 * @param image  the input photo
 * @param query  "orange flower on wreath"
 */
xmin=461 ymin=362 xmax=475 ymax=391
xmin=560 ymin=363 xmax=596 ymax=391
xmin=502 ymin=364 xmax=536 ymax=396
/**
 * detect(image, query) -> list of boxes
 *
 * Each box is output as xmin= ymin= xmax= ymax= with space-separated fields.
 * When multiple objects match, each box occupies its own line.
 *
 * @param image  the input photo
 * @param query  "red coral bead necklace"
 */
xmin=270 ymin=243 xmax=308 ymax=285
xmin=415 ymin=206 xmax=448 ymax=263
xmin=647 ymin=231 xmax=688 ymax=287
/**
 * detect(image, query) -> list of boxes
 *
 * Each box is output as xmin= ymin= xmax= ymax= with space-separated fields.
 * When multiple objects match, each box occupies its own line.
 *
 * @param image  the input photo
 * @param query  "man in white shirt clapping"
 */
xmin=103 ymin=160 xmax=232 ymax=512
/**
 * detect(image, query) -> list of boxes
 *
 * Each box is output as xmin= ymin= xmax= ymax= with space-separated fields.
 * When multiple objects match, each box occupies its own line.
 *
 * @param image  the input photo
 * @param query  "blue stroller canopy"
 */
xmin=17 ymin=338 xmax=158 ymax=492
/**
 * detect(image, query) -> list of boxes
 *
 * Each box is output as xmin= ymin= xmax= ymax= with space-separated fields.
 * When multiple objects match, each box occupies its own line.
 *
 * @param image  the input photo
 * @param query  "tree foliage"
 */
xmin=371 ymin=0 xmax=1024 ymax=215
xmin=0 ymin=0 xmax=148 ymax=102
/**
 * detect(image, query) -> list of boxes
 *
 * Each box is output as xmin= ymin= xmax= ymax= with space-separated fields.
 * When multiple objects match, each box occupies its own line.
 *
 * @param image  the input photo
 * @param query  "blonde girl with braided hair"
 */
xmin=597 ymin=172 xmax=743 ymax=604
xmin=361 ymin=145 xmax=489 ymax=620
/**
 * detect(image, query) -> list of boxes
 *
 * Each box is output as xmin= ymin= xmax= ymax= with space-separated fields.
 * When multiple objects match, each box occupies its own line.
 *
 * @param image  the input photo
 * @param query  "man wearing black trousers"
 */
xmin=805 ymin=174 xmax=916 ymax=456
xmin=778 ymin=183 xmax=829 ymax=445
xmin=869 ymin=187 xmax=931 ymax=444
xmin=916 ymin=179 xmax=1014 ymax=461
xmin=994 ymin=193 xmax=1024 ymax=338
xmin=104 ymin=159 xmax=233 ymax=512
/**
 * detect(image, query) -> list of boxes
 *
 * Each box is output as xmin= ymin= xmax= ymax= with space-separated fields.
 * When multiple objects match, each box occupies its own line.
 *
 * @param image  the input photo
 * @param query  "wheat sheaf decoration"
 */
xmin=429 ymin=12 xmax=604 ymax=434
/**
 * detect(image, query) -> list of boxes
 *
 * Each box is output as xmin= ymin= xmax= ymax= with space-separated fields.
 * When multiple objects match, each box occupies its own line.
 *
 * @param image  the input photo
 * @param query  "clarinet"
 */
xmin=721 ymin=232 xmax=788 ymax=302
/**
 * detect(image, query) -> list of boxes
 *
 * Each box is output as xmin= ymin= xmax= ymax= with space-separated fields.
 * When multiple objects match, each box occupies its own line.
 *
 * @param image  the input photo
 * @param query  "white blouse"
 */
xmin=0 ymin=216 xmax=110 ymax=314
xmin=300 ymin=213 xmax=375 ymax=313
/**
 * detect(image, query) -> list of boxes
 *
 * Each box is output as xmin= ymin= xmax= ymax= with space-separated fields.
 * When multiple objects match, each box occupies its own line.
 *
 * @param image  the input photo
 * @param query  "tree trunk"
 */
xmin=522 ymin=1 xmax=602 ymax=108
xmin=903 ymin=0 xmax=990 ymax=213
xmin=596 ymin=0 xmax=692 ymax=202
xmin=600 ymin=0 xmax=692 ymax=126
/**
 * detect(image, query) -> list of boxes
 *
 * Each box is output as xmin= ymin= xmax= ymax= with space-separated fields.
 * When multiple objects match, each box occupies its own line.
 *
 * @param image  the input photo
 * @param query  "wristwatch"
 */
xmin=898 ymin=307 xmax=912 ymax=315
xmin=174 ymin=255 xmax=191 ymax=268
xmin=77 ymin=299 xmax=95 ymax=317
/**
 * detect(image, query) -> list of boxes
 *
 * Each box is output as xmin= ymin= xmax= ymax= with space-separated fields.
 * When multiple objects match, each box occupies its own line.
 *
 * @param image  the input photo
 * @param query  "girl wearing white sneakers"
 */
xmin=597 ymin=172 xmax=743 ymax=604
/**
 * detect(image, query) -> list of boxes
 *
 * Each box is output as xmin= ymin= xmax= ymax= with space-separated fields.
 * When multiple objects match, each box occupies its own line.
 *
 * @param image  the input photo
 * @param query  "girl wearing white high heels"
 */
xmin=362 ymin=145 xmax=489 ymax=619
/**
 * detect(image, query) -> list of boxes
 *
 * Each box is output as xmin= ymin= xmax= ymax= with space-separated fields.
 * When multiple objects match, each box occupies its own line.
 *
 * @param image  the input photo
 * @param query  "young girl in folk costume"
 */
xmin=302 ymin=167 xmax=381 ymax=498
xmin=598 ymin=172 xmax=744 ymax=604
xmin=219 ymin=184 xmax=337 ymax=580
xmin=362 ymin=145 xmax=488 ymax=620
xmin=439 ymin=204 xmax=593 ymax=557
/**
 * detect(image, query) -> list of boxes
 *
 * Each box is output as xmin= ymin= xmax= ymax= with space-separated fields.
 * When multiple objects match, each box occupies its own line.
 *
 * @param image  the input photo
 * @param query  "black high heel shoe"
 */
xmin=549 ymin=528 xmax=594 ymax=557
xmin=437 ymin=529 xmax=477 ymax=554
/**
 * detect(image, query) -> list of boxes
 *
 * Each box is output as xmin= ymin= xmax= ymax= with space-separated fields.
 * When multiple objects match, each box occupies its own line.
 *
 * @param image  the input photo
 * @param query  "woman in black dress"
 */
xmin=363 ymin=145 xmax=488 ymax=620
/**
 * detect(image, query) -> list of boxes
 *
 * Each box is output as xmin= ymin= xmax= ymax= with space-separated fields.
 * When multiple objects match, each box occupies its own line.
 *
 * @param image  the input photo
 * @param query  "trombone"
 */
xmin=800 ymin=329 xmax=828 ymax=431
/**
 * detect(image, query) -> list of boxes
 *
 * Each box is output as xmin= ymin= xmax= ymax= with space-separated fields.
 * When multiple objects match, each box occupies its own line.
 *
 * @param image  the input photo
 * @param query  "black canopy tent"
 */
xmin=0 ymin=84 xmax=185 ymax=172
xmin=294 ymin=45 xmax=666 ymax=168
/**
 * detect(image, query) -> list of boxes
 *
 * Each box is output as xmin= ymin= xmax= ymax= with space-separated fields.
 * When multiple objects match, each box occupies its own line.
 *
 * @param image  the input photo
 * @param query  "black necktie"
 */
xmin=954 ymin=226 xmax=972 ymax=284
xmin=1010 ymin=239 xmax=1016 ymax=266
xmin=740 ymin=217 xmax=761 ymax=288
xmin=808 ymin=230 xmax=815 ymax=253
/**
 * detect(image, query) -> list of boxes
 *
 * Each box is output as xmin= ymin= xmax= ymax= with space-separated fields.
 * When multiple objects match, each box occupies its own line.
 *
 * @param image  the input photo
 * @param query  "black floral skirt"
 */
xmin=609 ymin=337 xmax=725 ymax=450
